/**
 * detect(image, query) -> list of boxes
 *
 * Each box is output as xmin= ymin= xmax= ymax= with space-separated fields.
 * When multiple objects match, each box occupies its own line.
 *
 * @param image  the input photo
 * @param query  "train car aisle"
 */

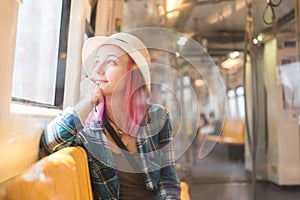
xmin=189 ymin=143 xmax=300 ymax=200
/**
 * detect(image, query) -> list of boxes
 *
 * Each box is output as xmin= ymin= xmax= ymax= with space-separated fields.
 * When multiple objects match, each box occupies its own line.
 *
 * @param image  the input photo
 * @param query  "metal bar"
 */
xmin=244 ymin=0 xmax=259 ymax=199
xmin=295 ymin=0 xmax=300 ymax=62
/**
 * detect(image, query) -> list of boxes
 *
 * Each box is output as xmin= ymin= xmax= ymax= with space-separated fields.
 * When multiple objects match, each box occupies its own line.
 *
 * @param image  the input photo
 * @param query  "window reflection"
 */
xmin=236 ymin=86 xmax=245 ymax=119
xmin=227 ymin=89 xmax=237 ymax=119
xmin=12 ymin=0 xmax=63 ymax=105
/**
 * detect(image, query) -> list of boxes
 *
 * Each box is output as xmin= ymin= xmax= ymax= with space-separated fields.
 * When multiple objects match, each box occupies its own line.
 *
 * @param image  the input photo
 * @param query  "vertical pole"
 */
xmin=295 ymin=0 xmax=300 ymax=62
xmin=163 ymin=0 xmax=168 ymax=27
xmin=245 ymin=0 xmax=258 ymax=199
xmin=295 ymin=0 xmax=300 ymax=162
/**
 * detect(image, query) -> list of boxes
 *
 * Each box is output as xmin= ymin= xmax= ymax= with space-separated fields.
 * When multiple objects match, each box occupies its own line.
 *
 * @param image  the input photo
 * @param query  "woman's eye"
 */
xmin=107 ymin=60 xmax=116 ymax=65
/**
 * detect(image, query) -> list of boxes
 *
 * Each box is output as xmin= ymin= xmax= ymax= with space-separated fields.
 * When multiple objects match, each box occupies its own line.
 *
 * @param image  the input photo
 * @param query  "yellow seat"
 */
xmin=206 ymin=120 xmax=245 ymax=145
xmin=180 ymin=181 xmax=190 ymax=200
xmin=0 ymin=146 xmax=187 ymax=199
xmin=0 ymin=146 xmax=93 ymax=200
xmin=221 ymin=120 xmax=245 ymax=145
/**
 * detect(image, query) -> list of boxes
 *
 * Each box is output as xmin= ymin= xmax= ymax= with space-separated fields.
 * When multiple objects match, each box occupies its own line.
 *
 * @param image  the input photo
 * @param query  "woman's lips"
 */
xmin=95 ymin=79 xmax=109 ymax=85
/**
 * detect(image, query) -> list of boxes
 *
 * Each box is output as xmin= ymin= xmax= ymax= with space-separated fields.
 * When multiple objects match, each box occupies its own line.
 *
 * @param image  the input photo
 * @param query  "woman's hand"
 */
xmin=75 ymin=77 xmax=103 ymax=122
xmin=80 ymin=77 xmax=103 ymax=107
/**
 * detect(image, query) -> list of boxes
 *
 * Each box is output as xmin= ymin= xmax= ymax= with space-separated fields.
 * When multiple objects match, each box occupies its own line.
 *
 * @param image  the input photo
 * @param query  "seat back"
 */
xmin=221 ymin=120 xmax=245 ymax=145
xmin=0 ymin=147 xmax=93 ymax=200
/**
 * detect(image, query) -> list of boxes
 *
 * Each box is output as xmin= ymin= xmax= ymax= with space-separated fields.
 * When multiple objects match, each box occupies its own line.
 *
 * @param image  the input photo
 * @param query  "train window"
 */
xmin=236 ymin=86 xmax=245 ymax=119
xmin=11 ymin=0 xmax=71 ymax=108
xmin=227 ymin=89 xmax=238 ymax=119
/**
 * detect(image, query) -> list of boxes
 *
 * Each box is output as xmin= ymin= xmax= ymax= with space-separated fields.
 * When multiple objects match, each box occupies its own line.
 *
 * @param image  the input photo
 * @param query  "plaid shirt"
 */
xmin=40 ymin=104 xmax=181 ymax=200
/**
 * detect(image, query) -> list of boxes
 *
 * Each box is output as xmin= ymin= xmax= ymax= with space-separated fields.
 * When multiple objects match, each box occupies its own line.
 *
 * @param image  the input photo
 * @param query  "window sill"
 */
xmin=10 ymin=102 xmax=62 ymax=118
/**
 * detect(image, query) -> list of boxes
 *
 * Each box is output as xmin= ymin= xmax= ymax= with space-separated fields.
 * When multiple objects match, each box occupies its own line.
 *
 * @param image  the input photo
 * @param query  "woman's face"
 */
xmin=92 ymin=45 xmax=130 ymax=95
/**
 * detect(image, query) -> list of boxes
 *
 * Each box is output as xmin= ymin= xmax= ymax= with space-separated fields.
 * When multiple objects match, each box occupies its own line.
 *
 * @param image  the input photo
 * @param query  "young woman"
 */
xmin=39 ymin=32 xmax=181 ymax=200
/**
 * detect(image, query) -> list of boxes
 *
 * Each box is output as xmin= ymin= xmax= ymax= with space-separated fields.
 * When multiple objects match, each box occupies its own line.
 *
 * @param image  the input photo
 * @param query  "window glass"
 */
xmin=236 ymin=86 xmax=244 ymax=96
xmin=12 ymin=0 xmax=63 ymax=105
xmin=227 ymin=89 xmax=235 ymax=98
xmin=227 ymin=89 xmax=237 ymax=119
xmin=236 ymin=86 xmax=245 ymax=118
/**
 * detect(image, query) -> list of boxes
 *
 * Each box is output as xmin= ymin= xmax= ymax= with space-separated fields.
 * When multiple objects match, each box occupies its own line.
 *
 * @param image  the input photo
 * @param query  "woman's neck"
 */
xmin=105 ymin=94 xmax=125 ymax=129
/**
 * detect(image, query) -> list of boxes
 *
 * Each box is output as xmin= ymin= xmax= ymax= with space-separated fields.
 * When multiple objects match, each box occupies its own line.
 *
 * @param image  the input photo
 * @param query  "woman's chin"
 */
xmin=98 ymin=83 xmax=109 ymax=90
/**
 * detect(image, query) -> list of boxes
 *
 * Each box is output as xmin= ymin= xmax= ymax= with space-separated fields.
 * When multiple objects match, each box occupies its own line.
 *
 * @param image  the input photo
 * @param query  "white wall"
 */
xmin=265 ymin=38 xmax=300 ymax=185
xmin=0 ymin=0 xmax=44 ymax=182
xmin=244 ymin=47 xmax=268 ymax=180
xmin=0 ymin=0 xmax=19 ymax=134
xmin=95 ymin=0 xmax=124 ymax=36
xmin=0 ymin=0 xmax=88 ymax=182
xmin=63 ymin=0 xmax=89 ymax=107
xmin=264 ymin=39 xmax=279 ymax=182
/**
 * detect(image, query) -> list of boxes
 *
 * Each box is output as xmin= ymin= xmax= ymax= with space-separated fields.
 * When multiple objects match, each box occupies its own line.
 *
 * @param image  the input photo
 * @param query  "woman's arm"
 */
xmin=39 ymin=107 xmax=84 ymax=156
xmin=76 ymin=77 xmax=102 ymax=121
xmin=39 ymin=79 xmax=101 ymax=156
xmin=158 ymin=165 xmax=181 ymax=199
xmin=157 ymin=112 xmax=182 ymax=199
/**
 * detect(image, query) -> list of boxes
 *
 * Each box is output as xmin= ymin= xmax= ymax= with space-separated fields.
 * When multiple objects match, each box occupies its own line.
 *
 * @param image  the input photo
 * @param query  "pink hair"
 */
xmin=123 ymin=58 xmax=148 ymax=136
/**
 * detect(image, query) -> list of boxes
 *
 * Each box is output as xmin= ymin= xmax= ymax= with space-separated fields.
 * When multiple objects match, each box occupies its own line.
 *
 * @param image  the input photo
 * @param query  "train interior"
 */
xmin=1 ymin=0 xmax=300 ymax=199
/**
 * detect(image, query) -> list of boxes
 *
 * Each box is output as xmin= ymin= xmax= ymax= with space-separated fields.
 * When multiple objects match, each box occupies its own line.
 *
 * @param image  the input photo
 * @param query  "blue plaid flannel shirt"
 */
xmin=40 ymin=104 xmax=181 ymax=200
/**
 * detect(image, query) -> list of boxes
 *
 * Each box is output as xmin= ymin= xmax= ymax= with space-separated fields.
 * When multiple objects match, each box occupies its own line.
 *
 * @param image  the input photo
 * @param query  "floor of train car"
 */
xmin=183 ymin=143 xmax=300 ymax=200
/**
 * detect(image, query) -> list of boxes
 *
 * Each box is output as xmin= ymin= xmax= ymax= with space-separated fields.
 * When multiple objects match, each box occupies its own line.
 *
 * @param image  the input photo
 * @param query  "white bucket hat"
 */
xmin=82 ymin=32 xmax=151 ymax=96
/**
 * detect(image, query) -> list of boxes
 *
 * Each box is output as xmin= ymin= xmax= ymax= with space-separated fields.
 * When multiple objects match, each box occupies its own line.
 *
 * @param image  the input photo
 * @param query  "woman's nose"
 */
xmin=94 ymin=61 xmax=106 ymax=75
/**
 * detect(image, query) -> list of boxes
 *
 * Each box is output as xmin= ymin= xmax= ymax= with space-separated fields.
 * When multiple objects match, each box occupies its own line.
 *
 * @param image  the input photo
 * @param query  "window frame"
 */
xmin=11 ymin=0 xmax=72 ymax=109
xmin=54 ymin=0 xmax=71 ymax=108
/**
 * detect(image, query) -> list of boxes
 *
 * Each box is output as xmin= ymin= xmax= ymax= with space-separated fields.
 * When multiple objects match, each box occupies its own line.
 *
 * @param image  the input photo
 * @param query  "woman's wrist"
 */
xmin=74 ymin=94 xmax=95 ymax=122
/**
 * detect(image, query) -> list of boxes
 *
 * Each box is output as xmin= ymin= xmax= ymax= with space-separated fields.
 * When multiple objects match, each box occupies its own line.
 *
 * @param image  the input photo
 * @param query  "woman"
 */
xmin=39 ymin=32 xmax=181 ymax=200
